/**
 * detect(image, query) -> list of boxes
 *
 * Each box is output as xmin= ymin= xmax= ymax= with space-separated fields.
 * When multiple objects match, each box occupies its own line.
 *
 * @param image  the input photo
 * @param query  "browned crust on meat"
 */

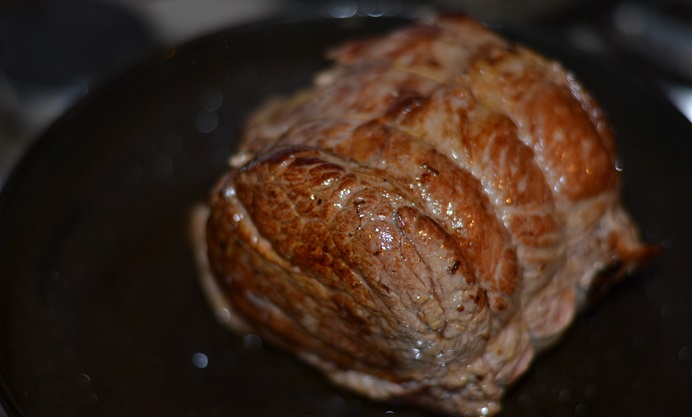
xmin=201 ymin=14 xmax=652 ymax=417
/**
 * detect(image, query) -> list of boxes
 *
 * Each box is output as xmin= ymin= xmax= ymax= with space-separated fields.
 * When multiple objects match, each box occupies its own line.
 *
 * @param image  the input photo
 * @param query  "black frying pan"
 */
xmin=1 ymin=13 xmax=691 ymax=417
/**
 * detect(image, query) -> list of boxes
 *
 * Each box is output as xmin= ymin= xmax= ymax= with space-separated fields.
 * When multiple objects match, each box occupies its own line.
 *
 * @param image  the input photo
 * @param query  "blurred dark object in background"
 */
xmin=0 ymin=0 xmax=159 ymax=183
xmin=607 ymin=1 xmax=692 ymax=84
xmin=0 ymin=0 xmax=157 ymax=88
xmin=435 ymin=0 xmax=592 ymax=22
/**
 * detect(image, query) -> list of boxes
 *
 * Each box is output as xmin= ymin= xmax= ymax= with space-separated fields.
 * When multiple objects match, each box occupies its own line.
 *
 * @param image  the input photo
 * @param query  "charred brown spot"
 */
xmin=292 ymin=156 xmax=324 ymax=167
xmin=419 ymin=162 xmax=440 ymax=184
xmin=471 ymin=289 xmax=488 ymax=307
xmin=448 ymin=260 xmax=460 ymax=275
xmin=421 ymin=162 xmax=439 ymax=176
xmin=378 ymin=281 xmax=391 ymax=293
xmin=503 ymin=44 xmax=518 ymax=54
xmin=587 ymin=259 xmax=624 ymax=305
xmin=491 ymin=296 xmax=508 ymax=312
xmin=587 ymin=243 xmax=661 ymax=305
xmin=385 ymin=90 xmax=430 ymax=121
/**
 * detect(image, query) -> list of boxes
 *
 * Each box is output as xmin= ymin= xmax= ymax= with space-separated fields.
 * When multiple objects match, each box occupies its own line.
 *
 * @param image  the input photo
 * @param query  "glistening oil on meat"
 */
xmin=193 ymin=14 xmax=653 ymax=417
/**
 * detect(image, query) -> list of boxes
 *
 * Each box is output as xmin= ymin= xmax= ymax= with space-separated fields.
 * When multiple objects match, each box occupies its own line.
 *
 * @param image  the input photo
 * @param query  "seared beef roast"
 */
xmin=198 ymin=15 xmax=651 ymax=416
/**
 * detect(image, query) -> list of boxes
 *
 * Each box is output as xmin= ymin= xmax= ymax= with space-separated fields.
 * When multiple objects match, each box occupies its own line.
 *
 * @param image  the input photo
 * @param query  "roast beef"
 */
xmin=197 ymin=14 xmax=651 ymax=416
